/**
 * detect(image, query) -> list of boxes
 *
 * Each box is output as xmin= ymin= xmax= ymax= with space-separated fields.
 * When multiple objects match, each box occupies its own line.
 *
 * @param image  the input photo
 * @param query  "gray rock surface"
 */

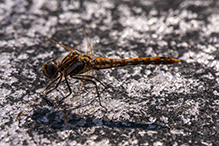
xmin=0 ymin=0 xmax=218 ymax=145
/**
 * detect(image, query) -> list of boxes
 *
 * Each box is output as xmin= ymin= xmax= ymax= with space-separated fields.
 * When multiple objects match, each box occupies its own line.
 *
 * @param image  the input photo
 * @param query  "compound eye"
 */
xmin=46 ymin=62 xmax=57 ymax=78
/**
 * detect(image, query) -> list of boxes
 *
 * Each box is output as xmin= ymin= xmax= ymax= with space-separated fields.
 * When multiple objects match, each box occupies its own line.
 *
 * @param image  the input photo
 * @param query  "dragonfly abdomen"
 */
xmin=93 ymin=57 xmax=180 ymax=69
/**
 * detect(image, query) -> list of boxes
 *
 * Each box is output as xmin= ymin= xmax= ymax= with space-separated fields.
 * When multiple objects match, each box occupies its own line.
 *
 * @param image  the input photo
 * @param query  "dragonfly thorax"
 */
xmin=42 ymin=59 xmax=58 ymax=79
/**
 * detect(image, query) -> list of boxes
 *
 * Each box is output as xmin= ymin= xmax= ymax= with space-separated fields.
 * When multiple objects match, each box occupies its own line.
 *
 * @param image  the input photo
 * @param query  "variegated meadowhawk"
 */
xmin=16 ymin=29 xmax=180 ymax=122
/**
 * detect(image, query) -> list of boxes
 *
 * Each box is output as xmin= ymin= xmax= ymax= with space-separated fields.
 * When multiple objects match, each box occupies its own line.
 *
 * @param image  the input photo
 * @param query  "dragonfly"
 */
xmin=16 ymin=29 xmax=180 ymax=123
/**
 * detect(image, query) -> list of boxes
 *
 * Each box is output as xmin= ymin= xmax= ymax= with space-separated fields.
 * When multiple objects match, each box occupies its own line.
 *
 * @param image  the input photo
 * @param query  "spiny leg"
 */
xmin=58 ymin=74 xmax=90 ymax=107
xmin=72 ymin=75 xmax=107 ymax=109
xmin=57 ymin=70 xmax=92 ymax=107
xmin=58 ymin=75 xmax=72 ymax=106
xmin=77 ymin=74 xmax=117 ymax=95
xmin=75 ymin=66 xmax=115 ymax=91
xmin=64 ymin=76 xmax=107 ymax=123
xmin=42 ymin=73 xmax=63 ymax=107
xmin=76 ymin=74 xmax=107 ymax=88
xmin=16 ymin=74 xmax=62 ymax=121
xmin=75 ymin=74 xmax=114 ymax=105
xmin=40 ymin=73 xmax=63 ymax=107
xmin=62 ymin=75 xmax=85 ymax=123
xmin=76 ymin=73 xmax=113 ymax=105
xmin=45 ymin=74 xmax=63 ymax=93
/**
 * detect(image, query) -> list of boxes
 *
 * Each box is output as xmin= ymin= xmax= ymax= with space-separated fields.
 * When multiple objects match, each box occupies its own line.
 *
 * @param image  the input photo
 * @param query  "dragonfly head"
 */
xmin=42 ymin=59 xmax=58 ymax=79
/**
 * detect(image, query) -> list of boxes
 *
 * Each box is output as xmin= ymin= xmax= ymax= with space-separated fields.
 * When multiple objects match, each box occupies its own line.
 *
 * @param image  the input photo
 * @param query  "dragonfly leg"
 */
xmin=73 ymin=76 xmax=107 ymax=110
xmin=78 ymin=74 xmax=118 ymax=96
xmin=62 ymin=75 xmax=107 ymax=123
xmin=42 ymin=73 xmax=63 ymax=107
xmin=57 ymin=74 xmax=93 ymax=107
xmin=16 ymin=73 xmax=63 ymax=121
xmin=75 ymin=74 xmax=107 ymax=88
xmin=58 ymin=75 xmax=72 ymax=106
xmin=76 ymin=74 xmax=117 ymax=93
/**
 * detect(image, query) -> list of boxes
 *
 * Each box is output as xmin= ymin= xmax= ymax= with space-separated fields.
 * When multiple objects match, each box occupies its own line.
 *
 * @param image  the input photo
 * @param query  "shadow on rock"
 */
xmin=31 ymin=107 xmax=167 ymax=133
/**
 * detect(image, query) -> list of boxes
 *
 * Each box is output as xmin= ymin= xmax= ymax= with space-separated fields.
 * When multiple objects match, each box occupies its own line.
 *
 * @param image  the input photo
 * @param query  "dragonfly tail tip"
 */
xmin=173 ymin=58 xmax=180 ymax=63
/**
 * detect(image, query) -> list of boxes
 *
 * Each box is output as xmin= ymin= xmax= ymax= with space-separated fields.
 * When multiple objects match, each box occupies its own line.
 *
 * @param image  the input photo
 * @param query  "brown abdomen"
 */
xmin=93 ymin=57 xmax=180 ymax=69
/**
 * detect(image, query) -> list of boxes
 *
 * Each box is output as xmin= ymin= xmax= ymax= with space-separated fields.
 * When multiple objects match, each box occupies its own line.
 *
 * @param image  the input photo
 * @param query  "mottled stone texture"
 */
xmin=0 ymin=0 xmax=218 ymax=145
